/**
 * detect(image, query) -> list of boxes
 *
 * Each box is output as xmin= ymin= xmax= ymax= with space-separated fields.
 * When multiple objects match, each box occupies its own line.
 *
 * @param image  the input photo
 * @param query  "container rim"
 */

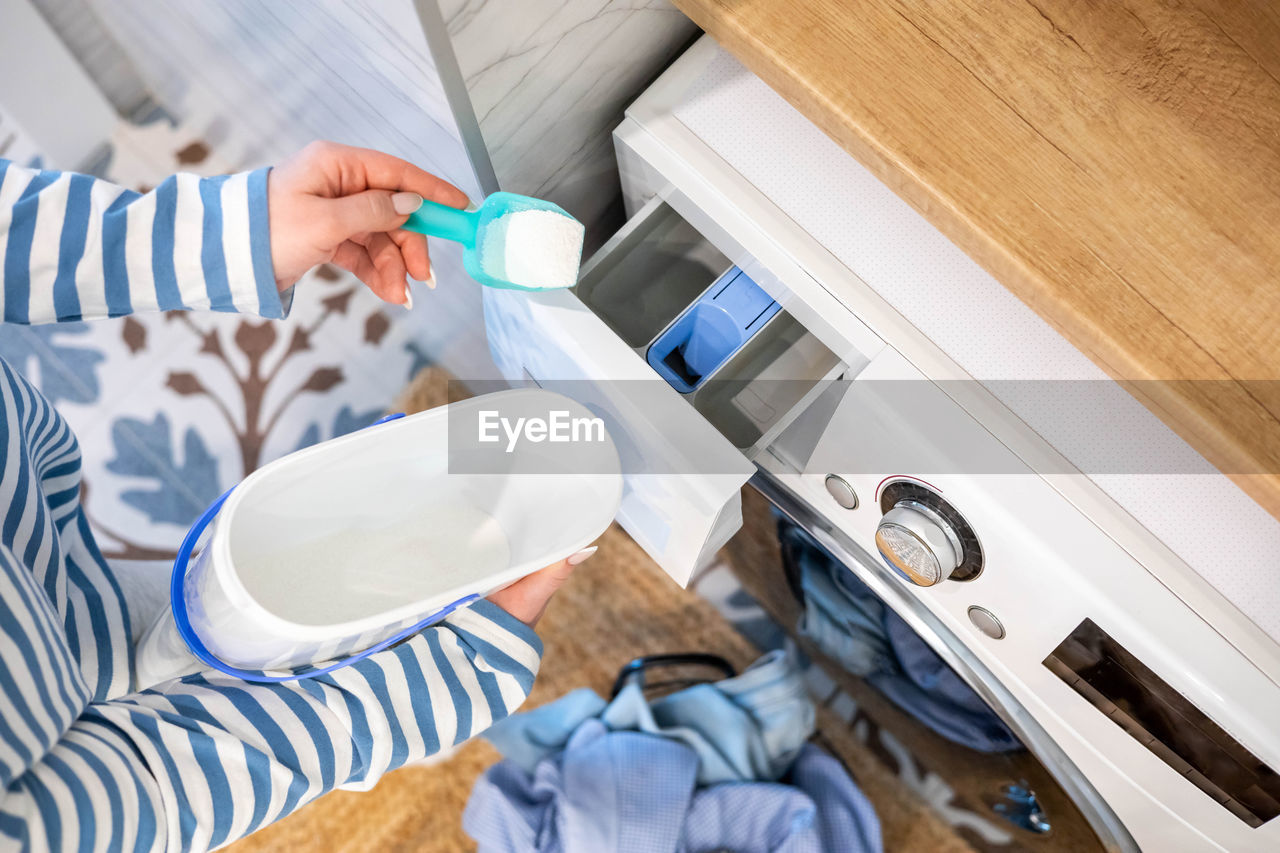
xmin=201 ymin=388 xmax=623 ymax=642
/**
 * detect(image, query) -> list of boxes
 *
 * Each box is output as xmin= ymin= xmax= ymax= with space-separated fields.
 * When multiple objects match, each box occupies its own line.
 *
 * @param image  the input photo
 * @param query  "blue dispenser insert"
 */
xmin=646 ymin=267 xmax=780 ymax=393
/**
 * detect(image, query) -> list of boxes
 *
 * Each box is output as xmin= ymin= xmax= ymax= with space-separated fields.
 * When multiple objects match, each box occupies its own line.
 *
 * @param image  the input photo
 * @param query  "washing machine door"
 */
xmin=723 ymin=481 xmax=1135 ymax=853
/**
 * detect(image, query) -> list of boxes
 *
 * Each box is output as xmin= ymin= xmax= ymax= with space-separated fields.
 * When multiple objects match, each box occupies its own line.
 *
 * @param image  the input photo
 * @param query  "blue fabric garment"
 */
xmin=465 ymin=731 xmax=882 ymax=853
xmin=786 ymin=744 xmax=883 ymax=853
xmin=785 ymin=522 xmax=1022 ymax=753
xmin=486 ymin=649 xmax=814 ymax=785
xmin=470 ymin=651 xmax=879 ymax=851
xmin=876 ymin=608 xmax=1019 ymax=748
xmin=487 ymin=688 xmax=608 ymax=776
xmin=797 ymin=553 xmax=891 ymax=677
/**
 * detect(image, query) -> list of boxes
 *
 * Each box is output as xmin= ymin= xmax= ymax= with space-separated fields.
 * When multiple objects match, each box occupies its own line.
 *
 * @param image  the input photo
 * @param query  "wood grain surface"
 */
xmin=671 ymin=0 xmax=1280 ymax=517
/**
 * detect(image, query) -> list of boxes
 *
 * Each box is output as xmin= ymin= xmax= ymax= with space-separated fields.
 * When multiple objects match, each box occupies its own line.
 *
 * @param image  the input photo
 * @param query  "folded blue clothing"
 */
xmin=785 ymin=521 xmax=1023 ymax=753
xmin=465 ymin=729 xmax=882 ymax=853
xmin=486 ymin=649 xmax=815 ymax=786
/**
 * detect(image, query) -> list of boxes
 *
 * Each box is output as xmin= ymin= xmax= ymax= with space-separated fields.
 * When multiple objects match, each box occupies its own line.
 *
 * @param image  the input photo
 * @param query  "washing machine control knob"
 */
xmin=875 ymin=500 xmax=964 ymax=587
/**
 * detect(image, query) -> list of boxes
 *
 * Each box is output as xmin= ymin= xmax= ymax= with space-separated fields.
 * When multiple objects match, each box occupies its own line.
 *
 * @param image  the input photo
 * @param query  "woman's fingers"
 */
xmin=333 ymin=239 xmax=406 ymax=305
xmin=488 ymin=561 xmax=569 ymax=628
xmin=320 ymin=190 xmax=421 ymax=247
xmin=331 ymin=240 xmax=377 ymax=290
xmin=487 ymin=546 xmax=597 ymax=628
xmin=366 ymin=232 xmax=409 ymax=304
xmin=391 ymin=229 xmax=432 ymax=283
xmin=271 ymin=141 xmax=459 ymax=297
xmin=297 ymin=141 xmax=470 ymax=208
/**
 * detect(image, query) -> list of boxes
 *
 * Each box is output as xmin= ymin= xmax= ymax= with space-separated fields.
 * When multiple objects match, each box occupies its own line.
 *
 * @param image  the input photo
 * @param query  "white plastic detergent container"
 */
xmin=136 ymin=389 xmax=622 ymax=687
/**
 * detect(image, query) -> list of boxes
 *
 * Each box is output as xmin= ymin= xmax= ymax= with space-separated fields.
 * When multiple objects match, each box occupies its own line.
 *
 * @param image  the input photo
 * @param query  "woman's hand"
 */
xmin=267 ymin=141 xmax=469 ymax=306
xmin=487 ymin=547 xmax=597 ymax=628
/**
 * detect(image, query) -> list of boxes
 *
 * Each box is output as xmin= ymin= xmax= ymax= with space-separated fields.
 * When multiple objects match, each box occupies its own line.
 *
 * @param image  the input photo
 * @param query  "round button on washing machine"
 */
xmin=875 ymin=500 xmax=962 ymax=586
xmin=824 ymin=474 xmax=859 ymax=509
xmin=967 ymin=606 xmax=1005 ymax=639
xmin=875 ymin=481 xmax=984 ymax=587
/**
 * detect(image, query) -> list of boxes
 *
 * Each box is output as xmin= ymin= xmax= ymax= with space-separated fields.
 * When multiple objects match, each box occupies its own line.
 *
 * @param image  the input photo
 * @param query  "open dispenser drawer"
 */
xmin=483 ymin=196 xmax=849 ymax=584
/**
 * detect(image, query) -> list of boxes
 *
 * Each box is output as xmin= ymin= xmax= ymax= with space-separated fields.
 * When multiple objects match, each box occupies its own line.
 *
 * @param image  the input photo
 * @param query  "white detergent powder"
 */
xmin=480 ymin=209 xmax=584 ymax=289
xmin=239 ymin=502 xmax=511 ymax=626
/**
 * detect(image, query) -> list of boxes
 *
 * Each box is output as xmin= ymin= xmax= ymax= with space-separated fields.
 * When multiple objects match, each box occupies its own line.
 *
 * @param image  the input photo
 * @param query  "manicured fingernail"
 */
xmin=567 ymin=546 xmax=597 ymax=566
xmin=425 ymin=269 xmax=437 ymax=289
xmin=403 ymin=283 xmax=414 ymax=310
xmin=393 ymin=192 xmax=423 ymax=215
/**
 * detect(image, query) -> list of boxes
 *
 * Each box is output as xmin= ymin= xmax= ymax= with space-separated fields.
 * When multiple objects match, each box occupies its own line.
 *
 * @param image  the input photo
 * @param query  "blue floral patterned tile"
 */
xmin=105 ymin=413 xmax=222 ymax=527
xmin=0 ymin=323 xmax=105 ymax=406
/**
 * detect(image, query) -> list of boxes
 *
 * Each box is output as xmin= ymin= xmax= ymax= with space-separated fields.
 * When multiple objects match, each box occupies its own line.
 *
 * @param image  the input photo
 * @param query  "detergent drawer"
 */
xmin=573 ymin=198 xmax=845 ymax=454
xmin=484 ymin=195 xmax=844 ymax=585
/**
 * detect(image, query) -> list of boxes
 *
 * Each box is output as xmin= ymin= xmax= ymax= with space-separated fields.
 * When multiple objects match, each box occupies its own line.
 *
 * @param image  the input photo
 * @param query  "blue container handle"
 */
xmin=401 ymin=200 xmax=481 ymax=246
xmin=168 ymin=412 xmax=478 ymax=683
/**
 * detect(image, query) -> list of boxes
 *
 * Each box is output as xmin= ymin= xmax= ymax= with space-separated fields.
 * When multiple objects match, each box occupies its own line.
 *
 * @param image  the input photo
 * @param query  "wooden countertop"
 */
xmin=672 ymin=0 xmax=1280 ymax=519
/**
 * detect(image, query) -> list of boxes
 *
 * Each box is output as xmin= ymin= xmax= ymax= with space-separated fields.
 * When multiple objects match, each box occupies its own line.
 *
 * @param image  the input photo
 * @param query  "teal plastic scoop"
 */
xmin=401 ymin=191 xmax=585 ymax=291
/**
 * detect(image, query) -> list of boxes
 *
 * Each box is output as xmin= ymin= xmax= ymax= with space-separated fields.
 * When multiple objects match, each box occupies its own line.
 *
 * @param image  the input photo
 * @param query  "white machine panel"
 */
xmin=671 ymin=48 xmax=1280 ymax=648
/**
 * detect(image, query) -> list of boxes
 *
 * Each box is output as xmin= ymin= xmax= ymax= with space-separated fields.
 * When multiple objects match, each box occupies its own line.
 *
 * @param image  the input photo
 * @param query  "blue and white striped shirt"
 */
xmin=0 ymin=159 xmax=542 ymax=851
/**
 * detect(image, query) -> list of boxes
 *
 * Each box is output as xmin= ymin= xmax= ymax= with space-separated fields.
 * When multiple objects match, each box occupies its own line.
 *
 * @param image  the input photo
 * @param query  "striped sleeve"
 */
xmin=0 ymin=600 xmax=541 ymax=852
xmin=0 ymin=158 xmax=287 ymax=323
